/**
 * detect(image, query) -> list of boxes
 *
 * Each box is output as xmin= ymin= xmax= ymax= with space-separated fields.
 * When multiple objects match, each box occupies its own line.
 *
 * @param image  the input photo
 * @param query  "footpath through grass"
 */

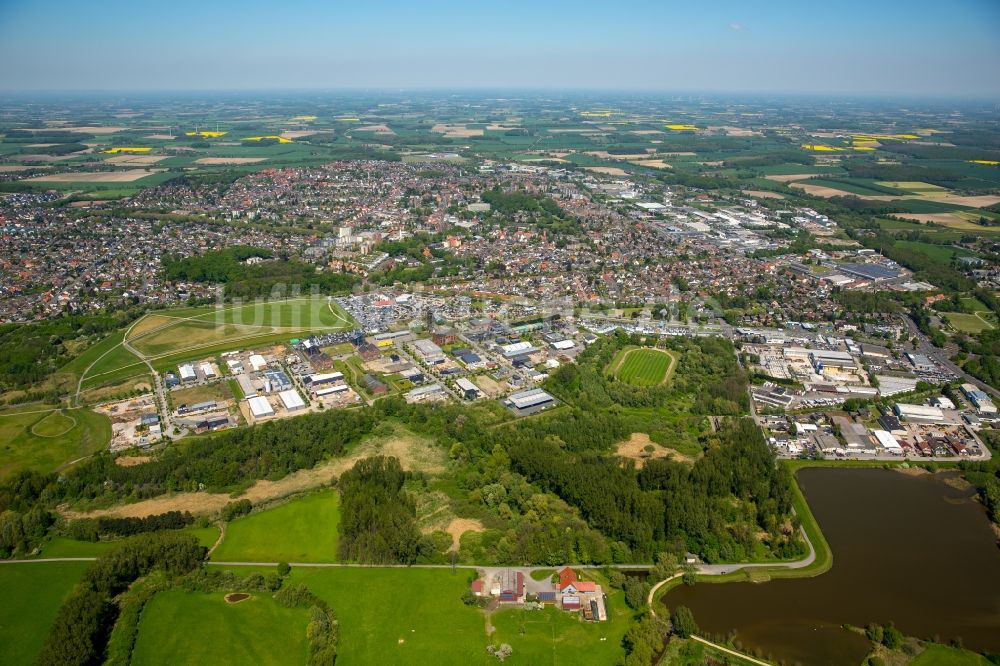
xmin=211 ymin=490 xmax=340 ymax=563
xmin=0 ymin=561 xmax=89 ymax=665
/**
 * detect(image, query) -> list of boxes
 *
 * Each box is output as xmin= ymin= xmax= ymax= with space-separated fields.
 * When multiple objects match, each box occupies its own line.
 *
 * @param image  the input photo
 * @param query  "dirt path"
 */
xmin=207 ymin=522 xmax=226 ymax=556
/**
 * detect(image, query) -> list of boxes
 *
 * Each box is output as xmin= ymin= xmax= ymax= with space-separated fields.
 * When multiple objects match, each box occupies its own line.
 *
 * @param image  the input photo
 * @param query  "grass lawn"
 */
xmin=80 ymin=340 xmax=143 ymax=385
xmin=132 ymin=589 xmax=310 ymax=666
xmin=0 ymin=562 xmax=89 ymax=665
xmin=490 ymin=574 xmax=631 ymax=665
xmin=288 ymin=567 xmax=489 ymax=665
xmin=212 ymin=490 xmax=340 ymax=563
xmin=610 ymin=347 xmax=677 ymax=386
xmin=910 ymin=644 xmax=992 ymax=665
xmin=0 ymin=407 xmax=110 ymax=480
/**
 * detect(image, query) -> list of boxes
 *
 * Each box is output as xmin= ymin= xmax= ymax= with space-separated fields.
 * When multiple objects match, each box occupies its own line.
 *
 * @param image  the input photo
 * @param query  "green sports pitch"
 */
xmin=611 ymin=347 xmax=677 ymax=386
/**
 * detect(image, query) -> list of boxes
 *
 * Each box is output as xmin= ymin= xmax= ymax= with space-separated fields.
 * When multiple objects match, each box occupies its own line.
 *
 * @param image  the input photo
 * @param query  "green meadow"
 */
xmin=0 ymin=562 xmax=89 ymax=665
xmin=211 ymin=490 xmax=341 ymax=563
xmin=0 ymin=406 xmax=110 ymax=480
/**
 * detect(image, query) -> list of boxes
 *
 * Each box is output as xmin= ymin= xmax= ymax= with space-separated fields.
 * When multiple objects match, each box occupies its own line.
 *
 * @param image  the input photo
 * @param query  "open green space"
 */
xmin=211 ymin=491 xmax=340 ymax=563
xmin=288 ymin=567 xmax=488 ymax=665
xmin=0 ymin=562 xmax=90 ymax=666
xmin=0 ymin=406 xmax=110 ymax=480
xmin=132 ymin=588 xmax=310 ymax=666
xmin=910 ymin=644 xmax=992 ymax=665
xmin=39 ymin=524 xmax=220 ymax=558
xmin=943 ymin=312 xmax=994 ymax=334
xmin=610 ymin=347 xmax=677 ymax=386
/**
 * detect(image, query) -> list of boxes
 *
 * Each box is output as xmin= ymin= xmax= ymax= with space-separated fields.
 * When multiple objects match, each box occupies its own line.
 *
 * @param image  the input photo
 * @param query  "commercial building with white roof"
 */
xmin=278 ymin=389 xmax=306 ymax=411
xmin=246 ymin=395 xmax=275 ymax=419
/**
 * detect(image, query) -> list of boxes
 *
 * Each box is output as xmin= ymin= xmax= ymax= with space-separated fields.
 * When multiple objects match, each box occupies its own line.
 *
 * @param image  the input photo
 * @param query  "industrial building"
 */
xmin=248 ymin=354 xmax=268 ymax=372
xmin=305 ymin=372 xmax=344 ymax=388
xmin=178 ymin=363 xmax=197 ymax=382
xmin=894 ymin=403 xmax=946 ymax=423
xmin=808 ymin=349 xmax=855 ymax=370
xmin=500 ymin=341 xmax=540 ymax=359
xmin=247 ymin=395 xmax=275 ymax=419
xmin=456 ymin=377 xmax=481 ymax=400
xmin=406 ymin=383 xmax=447 ymax=403
xmin=278 ymin=389 xmax=306 ymax=412
xmin=504 ymin=388 xmax=556 ymax=416
xmin=199 ymin=362 xmax=216 ymax=379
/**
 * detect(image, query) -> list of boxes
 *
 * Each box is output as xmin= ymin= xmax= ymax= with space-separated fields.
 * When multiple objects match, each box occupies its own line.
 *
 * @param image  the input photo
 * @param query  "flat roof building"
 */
xmin=504 ymin=388 xmax=556 ymax=415
xmin=248 ymin=354 xmax=268 ymax=372
xmin=894 ymin=403 xmax=945 ymax=423
xmin=178 ymin=363 xmax=197 ymax=382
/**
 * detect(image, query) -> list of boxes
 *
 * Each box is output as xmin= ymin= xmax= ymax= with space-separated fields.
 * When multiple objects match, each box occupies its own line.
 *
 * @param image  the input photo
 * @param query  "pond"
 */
xmin=665 ymin=467 xmax=1000 ymax=665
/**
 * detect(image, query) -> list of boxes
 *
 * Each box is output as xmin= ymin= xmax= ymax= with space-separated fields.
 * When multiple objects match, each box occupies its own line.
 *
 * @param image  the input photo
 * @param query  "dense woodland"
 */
xmin=337 ymin=456 xmax=420 ymax=564
xmin=162 ymin=246 xmax=358 ymax=299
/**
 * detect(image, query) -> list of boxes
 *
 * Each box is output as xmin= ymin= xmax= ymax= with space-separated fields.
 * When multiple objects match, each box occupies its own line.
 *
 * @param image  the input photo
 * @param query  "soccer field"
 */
xmin=612 ymin=347 xmax=677 ymax=386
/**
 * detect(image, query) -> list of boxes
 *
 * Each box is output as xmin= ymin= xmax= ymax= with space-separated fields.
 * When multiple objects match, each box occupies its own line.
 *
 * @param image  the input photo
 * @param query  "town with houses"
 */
xmin=4 ymin=159 xmax=996 ymax=466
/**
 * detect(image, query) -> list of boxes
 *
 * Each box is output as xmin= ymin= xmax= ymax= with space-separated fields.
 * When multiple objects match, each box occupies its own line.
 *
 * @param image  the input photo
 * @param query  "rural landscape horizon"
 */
xmin=1 ymin=1 xmax=1000 ymax=666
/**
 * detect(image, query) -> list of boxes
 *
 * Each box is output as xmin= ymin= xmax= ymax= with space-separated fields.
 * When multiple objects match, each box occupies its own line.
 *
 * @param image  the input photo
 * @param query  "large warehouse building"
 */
xmin=504 ymin=388 xmax=556 ymax=416
xmin=894 ymin=403 xmax=945 ymax=423
xmin=247 ymin=396 xmax=275 ymax=419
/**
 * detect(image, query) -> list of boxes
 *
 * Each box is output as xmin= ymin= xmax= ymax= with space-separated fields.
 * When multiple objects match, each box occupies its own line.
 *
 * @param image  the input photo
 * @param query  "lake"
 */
xmin=665 ymin=467 xmax=1000 ymax=665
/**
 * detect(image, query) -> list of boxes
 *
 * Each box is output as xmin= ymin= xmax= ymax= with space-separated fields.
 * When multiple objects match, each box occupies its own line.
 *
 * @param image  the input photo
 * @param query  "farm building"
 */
xmin=279 ymin=389 xmax=306 ymax=412
xmin=247 ymin=396 xmax=275 ymax=419
xmin=491 ymin=570 xmax=524 ymax=603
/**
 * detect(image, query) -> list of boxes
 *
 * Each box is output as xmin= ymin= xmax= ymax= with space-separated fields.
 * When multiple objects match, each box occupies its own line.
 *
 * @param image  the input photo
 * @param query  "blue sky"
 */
xmin=1 ymin=0 xmax=998 ymax=96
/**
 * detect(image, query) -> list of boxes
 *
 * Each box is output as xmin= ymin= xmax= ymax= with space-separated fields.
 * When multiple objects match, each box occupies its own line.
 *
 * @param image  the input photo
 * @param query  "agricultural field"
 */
xmin=0 ymin=406 xmax=110 ymax=480
xmin=0 ymin=562 xmax=90 ymax=666
xmin=288 ymin=567 xmax=489 ymax=665
xmin=132 ymin=589 xmax=310 ymax=666
xmin=609 ymin=347 xmax=677 ymax=386
xmin=211 ymin=490 xmax=340 ymax=563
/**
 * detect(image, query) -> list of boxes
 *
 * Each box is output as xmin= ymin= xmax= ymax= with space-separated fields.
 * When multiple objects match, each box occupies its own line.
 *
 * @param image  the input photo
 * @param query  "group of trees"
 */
xmin=337 ymin=456 xmax=420 ymax=564
xmin=162 ymin=246 xmax=357 ymax=299
xmin=36 ymin=532 xmax=204 ymax=666
xmin=67 ymin=510 xmax=194 ymax=541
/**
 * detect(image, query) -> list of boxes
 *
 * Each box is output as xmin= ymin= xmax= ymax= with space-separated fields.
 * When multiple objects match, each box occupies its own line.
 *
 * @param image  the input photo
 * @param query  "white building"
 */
xmin=872 ymin=429 xmax=903 ymax=453
xmin=278 ymin=389 xmax=306 ymax=412
xmin=178 ymin=363 xmax=197 ymax=382
xmin=247 ymin=396 xmax=275 ymax=419
xmin=894 ymin=403 xmax=945 ymax=423
xmin=200 ymin=362 xmax=216 ymax=379
xmin=248 ymin=354 xmax=268 ymax=372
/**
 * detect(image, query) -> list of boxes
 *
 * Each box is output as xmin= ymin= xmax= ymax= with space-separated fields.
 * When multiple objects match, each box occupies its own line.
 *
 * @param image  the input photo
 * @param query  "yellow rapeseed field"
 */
xmin=665 ymin=124 xmax=698 ymax=131
xmin=801 ymin=144 xmax=844 ymax=152
xmin=242 ymin=136 xmax=293 ymax=143
xmin=969 ymin=160 xmax=999 ymax=166
xmin=185 ymin=131 xmax=227 ymax=138
xmin=103 ymin=147 xmax=153 ymax=154
xmin=291 ymin=115 xmax=317 ymax=121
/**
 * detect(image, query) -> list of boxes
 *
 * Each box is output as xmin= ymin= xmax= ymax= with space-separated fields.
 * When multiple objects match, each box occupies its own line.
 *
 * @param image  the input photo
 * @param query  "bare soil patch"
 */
xmin=765 ymin=174 xmax=822 ymax=182
xmin=193 ymin=157 xmax=266 ymax=165
xmin=356 ymin=124 xmax=395 ymax=135
xmin=104 ymin=155 xmax=167 ymax=166
xmin=585 ymin=166 xmax=629 ymax=176
xmin=586 ymin=150 xmax=650 ymax=160
xmin=144 ymin=134 xmax=175 ymax=140
xmin=629 ymin=159 xmax=672 ymax=169
xmin=0 ymin=165 xmax=41 ymax=172
xmin=443 ymin=518 xmax=484 ymax=552
xmin=27 ymin=169 xmax=164 ymax=183
xmin=225 ymin=593 xmax=250 ymax=603
xmin=280 ymin=130 xmax=316 ymax=139
xmin=894 ymin=213 xmax=965 ymax=225
xmin=742 ymin=189 xmax=785 ymax=199
xmin=115 ymin=455 xmax=152 ymax=467
xmin=631 ymin=129 xmax=664 ymax=135
xmin=616 ymin=433 xmax=694 ymax=467
xmin=431 ymin=124 xmax=483 ymax=138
